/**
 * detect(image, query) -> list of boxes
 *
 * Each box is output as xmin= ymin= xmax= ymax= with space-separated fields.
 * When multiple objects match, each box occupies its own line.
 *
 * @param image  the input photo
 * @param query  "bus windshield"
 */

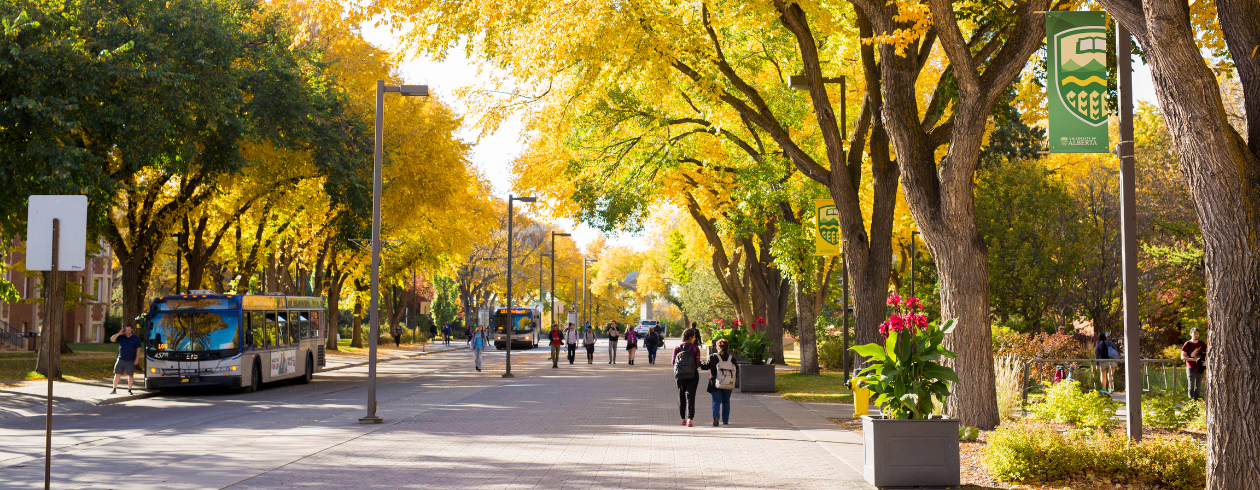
xmin=148 ymin=311 xmax=240 ymax=357
xmin=494 ymin=313 xmax=534 ymax=333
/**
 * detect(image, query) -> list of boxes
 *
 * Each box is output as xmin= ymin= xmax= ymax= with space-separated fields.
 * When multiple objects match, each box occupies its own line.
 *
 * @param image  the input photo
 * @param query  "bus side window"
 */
xmin=250 ymin=312 xmax=265 ymax=349
xmin=275 ymin=312 xmax=289 ymax=347
xmin=299 ymin=311 xmax=310 ymax=339
xmin=266 ymin=312 xmax=279 ymax=347
xmin=287 ymin=312 xmax=299 ymax=344
xmin=311 ymin=311 xmax=321 ymax=338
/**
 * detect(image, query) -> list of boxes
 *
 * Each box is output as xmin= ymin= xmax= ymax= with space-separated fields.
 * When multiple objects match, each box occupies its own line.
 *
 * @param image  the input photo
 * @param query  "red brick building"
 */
xmin=2 ymin=241 xmax=115 ymax=345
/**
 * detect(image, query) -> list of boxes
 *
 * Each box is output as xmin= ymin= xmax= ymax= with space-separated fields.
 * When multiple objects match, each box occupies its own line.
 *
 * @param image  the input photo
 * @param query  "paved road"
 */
xmin=0 ymin=340 xmax=871 ymax=489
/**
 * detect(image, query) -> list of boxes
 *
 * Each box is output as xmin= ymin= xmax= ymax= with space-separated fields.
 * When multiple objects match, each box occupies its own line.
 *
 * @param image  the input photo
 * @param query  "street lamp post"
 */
xmin=909 ymin=231 xmax=920 ymax=298
xmin=551 ymin=232 xmax=571 ymax=324
xmin=582 ymin=258 xmax=598 ymax=328
xmin=540 ymin=253 xmax=551 ymax=322
xmin=360 ymin=80 xmax=428 ymax=425
xmin=505 ymin=195 xmax=536 ymax=378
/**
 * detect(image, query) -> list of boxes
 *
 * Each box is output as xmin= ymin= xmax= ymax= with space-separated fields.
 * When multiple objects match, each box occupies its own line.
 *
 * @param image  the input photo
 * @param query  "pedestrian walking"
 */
xmin=392 ymin=323 xmax=403 ymax=348
xmin=703 ymin=338 xmax=738 ymax=426
xmin=110 ymin=323 xmax=143 ymax=395
xmin=549 ymin=324 xmax=564 ymax=368
xmin=1095 ymin=332 xmax=1120 ymax=393
xmin=565 ymin=323 xmax=579 ymax=364
xmin=583 ymin=325 xmax=597 ymax=364
xmin=606 ymin=322 xmax=621 ymax=364
xmin=443 ymin=323 xmax=451 ymax=345
xmin=625 ymin=327 xmax=638 ymax=365
xmin=1181 ymin=328 xmax=1207 ymax=400
xmin=471 ymin=326 xmax=488 ymax=372
xmin=672 ymin=329 xmax=702 ymax=427
xmin=645 ymin=325 xmax=663 ymax=364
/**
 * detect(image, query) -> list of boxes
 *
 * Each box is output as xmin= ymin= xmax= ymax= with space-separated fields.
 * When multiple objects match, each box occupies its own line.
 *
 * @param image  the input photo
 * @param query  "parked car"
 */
xmin=634 ymin=320 xmax=660 ymax=339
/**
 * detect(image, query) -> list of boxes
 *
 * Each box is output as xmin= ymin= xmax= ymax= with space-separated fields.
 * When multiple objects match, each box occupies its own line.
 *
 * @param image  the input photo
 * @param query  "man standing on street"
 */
xmin=110 ymin=323 xmax=143 ymax=395
xmin=1181 ymin=328 xmax=1207 ymax=400
xmin=564 ymin=322 xmax=579 ymax=364
xmin=443 ymin=323 xmax=451 ymax=345
xmin=549 ymin=324 xmax=564 ymax=368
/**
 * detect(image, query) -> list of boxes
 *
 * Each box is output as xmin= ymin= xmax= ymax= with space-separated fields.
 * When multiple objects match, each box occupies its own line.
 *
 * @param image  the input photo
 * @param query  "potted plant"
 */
xmin=738 ymin=331 xmax=776 ymax=392
xmin=850 ymin=293 xmax=960 ymax=487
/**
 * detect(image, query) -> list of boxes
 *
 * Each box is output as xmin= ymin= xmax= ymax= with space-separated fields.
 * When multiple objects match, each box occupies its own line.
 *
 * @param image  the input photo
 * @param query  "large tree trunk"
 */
xmin=794 ymin=279 xmax=819 ymax=375
xmin=1097 ymin=0 xmax=1260 ymax=486
xmin=351 ymin=295 xmax=364 ymax=348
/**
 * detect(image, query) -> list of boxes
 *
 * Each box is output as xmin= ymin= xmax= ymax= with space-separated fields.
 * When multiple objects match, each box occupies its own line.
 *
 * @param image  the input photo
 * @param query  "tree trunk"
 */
xmin=36 ymin=271 xmax=65 ymax=379
xmin=794 ymin=279 xmax=819 ymax=375
xmin=1096 ymin=0 xmax=1260 ymax=485
xmin=931 ymin=231 xmax=999 ymax=427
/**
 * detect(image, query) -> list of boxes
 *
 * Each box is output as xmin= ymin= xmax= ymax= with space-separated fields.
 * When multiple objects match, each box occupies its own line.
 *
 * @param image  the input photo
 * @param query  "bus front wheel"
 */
xmin=247 ymin=360 xmax=262 ymax=393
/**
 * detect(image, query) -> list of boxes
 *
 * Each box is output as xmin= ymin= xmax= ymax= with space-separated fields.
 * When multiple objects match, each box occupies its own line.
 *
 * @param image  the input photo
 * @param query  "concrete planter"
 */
xmin=861 ymin=415 xmax=960 ymax=488
xmin=738 ymin=363 xmax=775 ymax=392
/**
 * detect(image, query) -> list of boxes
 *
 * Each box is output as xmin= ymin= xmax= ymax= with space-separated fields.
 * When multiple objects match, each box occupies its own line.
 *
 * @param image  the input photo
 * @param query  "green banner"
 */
xmin=813 ymin=199 xmax=839 ymax=256
xmin=1047 ymin=11 xmax=1110 ymax=153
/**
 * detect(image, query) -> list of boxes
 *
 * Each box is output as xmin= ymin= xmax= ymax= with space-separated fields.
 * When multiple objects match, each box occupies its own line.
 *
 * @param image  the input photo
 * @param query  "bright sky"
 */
xmin=358 ymin=22 xmax=1159 ymax=254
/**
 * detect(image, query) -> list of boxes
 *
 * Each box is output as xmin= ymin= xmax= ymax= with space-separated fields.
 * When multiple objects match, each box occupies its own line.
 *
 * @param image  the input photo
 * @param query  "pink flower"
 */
xmin=887 ymin=293 xmax=902 ymax=306
xmin=905 ymin=297 xmax=922 ymax=310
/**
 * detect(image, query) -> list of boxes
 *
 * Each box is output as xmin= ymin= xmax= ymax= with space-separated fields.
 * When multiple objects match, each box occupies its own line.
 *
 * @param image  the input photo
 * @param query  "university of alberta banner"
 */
xmin=1047 ymin=11 xmax=1110 ymax=153
xmin=813 ymin=199 xmax=839 ymax=256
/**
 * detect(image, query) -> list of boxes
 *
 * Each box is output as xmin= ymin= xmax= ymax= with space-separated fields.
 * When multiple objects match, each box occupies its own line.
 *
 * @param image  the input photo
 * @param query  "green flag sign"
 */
xmin=1047 ymin=11 xmax=1110 ymax=153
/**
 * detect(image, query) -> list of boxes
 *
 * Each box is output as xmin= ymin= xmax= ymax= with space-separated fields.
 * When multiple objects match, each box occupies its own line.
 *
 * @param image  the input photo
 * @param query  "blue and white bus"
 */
xmin=143 ymin=293 xmax=326 ymax=392
xmin=493 ymin=307 xmax=540 ymax=350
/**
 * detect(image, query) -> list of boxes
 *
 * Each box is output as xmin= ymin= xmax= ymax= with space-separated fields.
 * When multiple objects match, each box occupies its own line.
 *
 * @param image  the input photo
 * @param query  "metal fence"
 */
xmin=1019 ymin=358 xmax=1192 ymax=405
xmin=0 ymin=319 xmax=26 ymax=350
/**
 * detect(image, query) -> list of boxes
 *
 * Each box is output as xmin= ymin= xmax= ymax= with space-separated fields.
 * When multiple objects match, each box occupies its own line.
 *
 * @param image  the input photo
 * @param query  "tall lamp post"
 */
xmin=360 ymin=81 xmax=429 ymax=425
xmin=582 ymin=258 xmax=598 ymax=328
xmin=504 ymin=195 xmax=537 ymax=378
xmin=550 ymin=232 xmax=572 ymax=324
xmin=909 ymin=231 xmax=920 ymax=298
xmin=540 ymin=253 xmax=551 ymax=323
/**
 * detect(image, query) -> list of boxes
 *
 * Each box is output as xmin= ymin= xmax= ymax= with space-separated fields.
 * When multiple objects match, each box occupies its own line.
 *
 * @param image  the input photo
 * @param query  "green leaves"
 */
xmin=849 ymin=296 xmax=959 ymax=419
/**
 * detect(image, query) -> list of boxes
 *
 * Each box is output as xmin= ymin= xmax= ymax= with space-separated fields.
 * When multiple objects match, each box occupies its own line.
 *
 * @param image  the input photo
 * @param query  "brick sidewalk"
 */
xmin=229 ymin=357 xmax=874 ymax=489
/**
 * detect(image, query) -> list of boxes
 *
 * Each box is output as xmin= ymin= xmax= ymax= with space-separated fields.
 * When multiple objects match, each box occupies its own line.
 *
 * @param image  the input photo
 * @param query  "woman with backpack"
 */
xmin=703 ymin=338 xmax=737 ymax=426
xmin=625 ymin=327 xmax=639 ymax=365
xmin=645 ymin=327 xmax=662 ymax=364
xmin=672 ymin=329 xmax=702 ymax=427
xmin=606 ymin=322 xmax=621 ymax=364
xmin=583 ymin=325 xmax=597 ymax=364
xmin=1095 ymin=332 xmax=1120 ymax=393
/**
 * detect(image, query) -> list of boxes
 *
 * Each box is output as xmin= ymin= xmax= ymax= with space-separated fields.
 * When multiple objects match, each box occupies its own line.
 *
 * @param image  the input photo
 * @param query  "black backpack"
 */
xmin=674 ymin=348 xmax=696 ymax=380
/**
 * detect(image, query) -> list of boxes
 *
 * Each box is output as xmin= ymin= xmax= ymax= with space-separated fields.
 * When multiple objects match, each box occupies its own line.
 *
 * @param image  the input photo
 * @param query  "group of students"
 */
xmin=672 ymin=324 xmax=737 ymax=428
xmin=546 ymin=321 xmax=666 ymax=367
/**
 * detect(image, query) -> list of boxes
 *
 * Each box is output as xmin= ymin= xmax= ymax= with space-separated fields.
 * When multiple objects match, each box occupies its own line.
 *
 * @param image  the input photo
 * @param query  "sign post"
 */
xmin=26 ymin=195 xmax=88 ymax=490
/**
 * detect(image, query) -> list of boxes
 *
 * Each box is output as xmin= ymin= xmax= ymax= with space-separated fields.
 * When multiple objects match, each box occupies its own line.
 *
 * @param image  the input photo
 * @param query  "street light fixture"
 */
xmin=504 ymin=195 xmax=536 ymax=378
xmin=360 ymin=80 xmax=429 ymax=425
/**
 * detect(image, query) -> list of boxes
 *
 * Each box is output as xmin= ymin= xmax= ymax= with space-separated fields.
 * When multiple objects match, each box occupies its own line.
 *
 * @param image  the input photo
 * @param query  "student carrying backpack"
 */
xmin=703 ymin=338 xmax=737 ymax=426
xmin=672 ymin=330 xmax=702 ymax=427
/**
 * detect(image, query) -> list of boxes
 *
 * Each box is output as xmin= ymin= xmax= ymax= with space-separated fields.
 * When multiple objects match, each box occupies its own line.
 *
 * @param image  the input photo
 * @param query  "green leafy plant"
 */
xmin=850 ymin=293 xmax=958 ymax=419
xmin=1143 ymin=390 xmax=1201 ymax=430
xmin=1028 ymin=380 xmax=1118 ymax=427
xmin=740 ymin=331 xmax=773 ymax=365
xmin=710 ymin=326 xmax=747 ymax=359
xmin=959 ymin=425 xmax=979 ymax=441
xmin=983 ymin=421 xmax=1205 ymax=490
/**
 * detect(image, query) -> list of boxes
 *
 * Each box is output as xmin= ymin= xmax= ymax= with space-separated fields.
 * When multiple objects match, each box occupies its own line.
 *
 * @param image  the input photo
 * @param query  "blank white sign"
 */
xmin=26 ymin=195 xmax=88 ymax=271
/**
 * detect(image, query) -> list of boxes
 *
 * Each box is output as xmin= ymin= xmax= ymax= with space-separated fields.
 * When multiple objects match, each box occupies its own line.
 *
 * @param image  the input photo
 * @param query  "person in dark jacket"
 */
xmin=703 ymin=338 xmax=737 ymax=426
xmin=646 ymin=327 xmax=663 ymax=364
xmin=583 ymin=325 xmax=597 ymax=364
xmin=1095 ymin=332 xmax=1120 ymax=393
xmin=672 ymin=330 xmax=702 ymax=427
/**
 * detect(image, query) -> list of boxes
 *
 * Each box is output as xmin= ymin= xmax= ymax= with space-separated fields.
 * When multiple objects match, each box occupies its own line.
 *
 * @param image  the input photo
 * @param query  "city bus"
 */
xmin=493 ymin=307 xmax=540 ymax=350
xmin=143 ymin=292 xmax=326 ymax=392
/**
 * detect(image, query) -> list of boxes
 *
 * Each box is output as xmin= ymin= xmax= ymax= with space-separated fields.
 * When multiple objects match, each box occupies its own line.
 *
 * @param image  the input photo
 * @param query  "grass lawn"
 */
xmin=0 ymin=358 xmax=123 ymax=382
xmin=330 ymin=339 xmax=430 ymax=356
xmin=776 ymin=371 xmax=854 ymax=403
xmin=0 ymin=343 xmax=118 ymax=359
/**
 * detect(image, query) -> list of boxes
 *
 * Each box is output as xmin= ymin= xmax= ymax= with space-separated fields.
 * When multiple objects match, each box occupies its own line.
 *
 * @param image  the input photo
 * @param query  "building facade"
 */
xmin=1 ymin=241 xmax=114 ymax=344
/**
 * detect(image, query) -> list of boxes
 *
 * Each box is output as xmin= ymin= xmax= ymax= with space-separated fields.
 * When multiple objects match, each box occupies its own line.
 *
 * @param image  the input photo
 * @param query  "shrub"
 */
xmin=1186 ymin=399 xmax=1207 ymax=431
xmin=1159 ymin=344 xmax=1183 ymax=361
xmin=1143 ymin=390 xmax=1201 ymax=430
xmin=994 ymin=356 xmax=1024 ymax=421
xmin=1029 ymin=380 xmax=1118 ymax=427
xmin=959 ymin=426 xmax=979 ymax=441
xmin=818 ymin=337 xmax=847 ymax=370
xmin=983 ymin=422 xmax=1205 ymax=490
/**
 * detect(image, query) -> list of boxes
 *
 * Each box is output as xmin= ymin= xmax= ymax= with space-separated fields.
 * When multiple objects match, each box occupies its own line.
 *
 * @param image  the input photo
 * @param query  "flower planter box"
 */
xmin=738 ymin=363 xmax=775 ymax=392
xmin=861 ymin=415 xmax=960 ymax=487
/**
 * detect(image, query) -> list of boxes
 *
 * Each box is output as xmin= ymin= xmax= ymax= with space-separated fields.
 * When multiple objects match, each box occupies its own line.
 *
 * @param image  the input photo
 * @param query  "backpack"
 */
xmin=714 ymin=354 xmax=737 ymax=390
xmin=1106 ymin=342 xmax=1120 ymax=359
xmin=674 ymin=348 xmax=696 ymax=380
